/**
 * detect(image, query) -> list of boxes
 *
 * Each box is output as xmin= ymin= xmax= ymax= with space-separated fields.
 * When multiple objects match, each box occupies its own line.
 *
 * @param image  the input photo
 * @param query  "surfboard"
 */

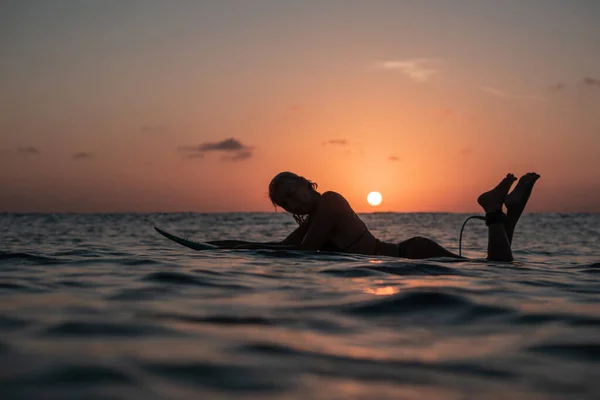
xmin=154 ymin=227 xmax=219 ymax=250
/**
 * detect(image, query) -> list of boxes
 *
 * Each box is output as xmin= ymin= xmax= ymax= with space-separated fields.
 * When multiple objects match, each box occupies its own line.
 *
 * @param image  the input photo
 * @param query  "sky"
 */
xmin=1 ymin=0 xmax=599 ymax=213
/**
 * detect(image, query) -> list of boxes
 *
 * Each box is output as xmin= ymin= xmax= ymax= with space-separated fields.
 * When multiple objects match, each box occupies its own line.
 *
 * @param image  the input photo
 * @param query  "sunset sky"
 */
xmin=1 ymin=0 xmax=599 ymax=213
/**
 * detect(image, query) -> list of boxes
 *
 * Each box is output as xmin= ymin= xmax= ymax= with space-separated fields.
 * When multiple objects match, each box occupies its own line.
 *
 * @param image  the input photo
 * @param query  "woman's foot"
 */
xmin=478 ymin=174 xmax=516 ymax=262
xmin=477 ymin=174 xmax=517 ymax=213
xmin=504 ymin=172 xmax=540 ymax=243
xmin=505 ymin=172 xmax=540 ymax=217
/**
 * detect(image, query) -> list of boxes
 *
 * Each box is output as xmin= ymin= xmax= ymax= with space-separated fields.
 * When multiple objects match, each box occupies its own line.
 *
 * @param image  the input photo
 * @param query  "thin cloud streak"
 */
xmin=583 ymin=77 xmax=600 ymax=87
xmin=222 ymin=150 xmax=253 ymax=162
xmin=388 ymin=156 xmax=401 ymax=161
xmin=548 ymin=83 xmax=565 ymax=92
xmin=17 ymin=146 xmax=40 ymax=155
xmin=376 ymin=58 xmax=441 ymax=82
xmin=322 ymin=139 xmax=348 ymax=145
xmin=480 ymin=86 xmax=547 ymax=101
xmin=73 ymin=152 xmax=92 ymax=160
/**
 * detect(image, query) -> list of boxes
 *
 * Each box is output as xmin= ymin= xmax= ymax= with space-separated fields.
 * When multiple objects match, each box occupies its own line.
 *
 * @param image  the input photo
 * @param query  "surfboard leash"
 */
xmin=458 ymin=215 xmax=486 ymax=257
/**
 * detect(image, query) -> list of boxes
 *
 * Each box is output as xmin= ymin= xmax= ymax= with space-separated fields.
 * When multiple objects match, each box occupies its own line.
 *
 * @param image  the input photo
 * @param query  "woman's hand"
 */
xmin=234 ymin=243 xmax=263 ymax=250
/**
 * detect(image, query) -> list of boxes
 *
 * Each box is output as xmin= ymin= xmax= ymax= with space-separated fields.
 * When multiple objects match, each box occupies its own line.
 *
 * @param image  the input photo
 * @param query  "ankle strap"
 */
xmin=485 ymin=211 xmax=506 ymax=226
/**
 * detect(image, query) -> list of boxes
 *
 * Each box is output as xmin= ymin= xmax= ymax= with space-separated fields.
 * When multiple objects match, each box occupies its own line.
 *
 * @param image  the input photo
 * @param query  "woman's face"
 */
xmin=274 ymin=181 xmax=315 ymax=215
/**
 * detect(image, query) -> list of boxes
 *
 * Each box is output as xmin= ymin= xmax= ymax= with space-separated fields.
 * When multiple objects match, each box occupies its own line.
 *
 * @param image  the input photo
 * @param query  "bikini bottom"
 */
xmin=397 ymin=236 xmax=423 ymax=258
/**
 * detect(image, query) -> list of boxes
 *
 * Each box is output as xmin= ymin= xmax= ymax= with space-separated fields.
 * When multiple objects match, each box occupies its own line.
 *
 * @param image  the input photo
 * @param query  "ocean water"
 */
xmin=0 ymin=212 xmax=599 ymax=400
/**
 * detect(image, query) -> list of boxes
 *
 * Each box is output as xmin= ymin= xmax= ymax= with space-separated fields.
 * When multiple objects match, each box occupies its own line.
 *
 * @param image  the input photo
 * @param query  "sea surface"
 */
xmin=0 ymin=212 xmax=599 ymax=400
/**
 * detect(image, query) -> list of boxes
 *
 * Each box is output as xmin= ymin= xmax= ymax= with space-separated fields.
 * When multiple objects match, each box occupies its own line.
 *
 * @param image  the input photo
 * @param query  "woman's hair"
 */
xmin=268 ymin=171 xmax=318 ymax=225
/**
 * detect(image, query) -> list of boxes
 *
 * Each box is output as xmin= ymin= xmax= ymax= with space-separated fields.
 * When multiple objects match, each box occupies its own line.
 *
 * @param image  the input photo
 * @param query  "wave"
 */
xmin=147 ymin=311 xmax=277 ymax=326
xmin=527 ymin=342 xmax=600 ymax=362
xmin=577 ymin=262 xmax=600 ymax=274
xmin=365 ymin=262 xmax=461 ymax=276
xmin=0 ymin=314 xmax=31 ymax=332
xmin=3 ymin=364 xmax=135 ymax=393
xmin=0 ymin=251 xmax=61 ymax=264
xmin=343 ymin=290 xmax=514 ymax=320
xmin=321 ymin=262 xmax=461 ymax=278
xmin=140 ymin=271 xmax=248 ymax=290
xmin=41 ymin=320 xmax=179 ymax=337
xmin=237 ymin=341 xmax=517 ymax=380
xmin=512 ymin=312 xmax=600 ymax=327
xmin=142 ymin=360 xmax=289 ymax=393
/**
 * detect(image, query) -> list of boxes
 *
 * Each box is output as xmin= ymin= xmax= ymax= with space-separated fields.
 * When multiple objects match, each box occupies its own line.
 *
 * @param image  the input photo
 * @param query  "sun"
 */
xmin=367 ymin=191 xmax=382 ymax=206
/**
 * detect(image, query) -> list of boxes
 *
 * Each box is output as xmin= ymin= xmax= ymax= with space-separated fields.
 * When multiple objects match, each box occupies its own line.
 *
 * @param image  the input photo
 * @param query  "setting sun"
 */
xmin=367 ymin=192 xmax=383 ymax=206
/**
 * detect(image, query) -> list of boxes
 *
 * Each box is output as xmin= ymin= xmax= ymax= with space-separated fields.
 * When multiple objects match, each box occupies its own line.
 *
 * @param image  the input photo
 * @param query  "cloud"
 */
xmin=73 ymin=152 xmax=92 ymax=160
xmin=190 ymin=138 xmax=251 ymax=152
xmin=376 ymin=58 xmax=441 ymax=82
xmin=17 ymin=146 xmax=40 ymax=155
xmin=180 ymin=137 xmax=254 ymax=161
xmin=222 ymin=150 xmax=253 ymax=162
xmin=388 ymin=156 xmax=401 ymax=161
xmin=323 ymin=139 xmax=367 ymax=155
xmin=460 ymin=148 xmax=473 ymax=155
xmin=322 ymin=139 xmax=348 ymax=146
xmin=480 ymin=86 xmax=547 ymax=102
xmin=548 ymin=83 xmax=565 ymax=92
xmin=480 ymin=86 xmax=507 ymax=97
xmin=583 ymin=77 xmax=600 ymax=88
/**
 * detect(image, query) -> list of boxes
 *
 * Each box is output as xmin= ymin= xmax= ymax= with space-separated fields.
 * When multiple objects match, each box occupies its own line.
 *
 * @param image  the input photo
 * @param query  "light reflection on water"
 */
xmin=363 ymin=286 xmax=400 ymax=296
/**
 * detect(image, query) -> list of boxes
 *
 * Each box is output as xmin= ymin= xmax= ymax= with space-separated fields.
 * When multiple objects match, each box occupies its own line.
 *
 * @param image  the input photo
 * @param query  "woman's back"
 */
xmin=321 ymin=191 xmax=380 ymax=255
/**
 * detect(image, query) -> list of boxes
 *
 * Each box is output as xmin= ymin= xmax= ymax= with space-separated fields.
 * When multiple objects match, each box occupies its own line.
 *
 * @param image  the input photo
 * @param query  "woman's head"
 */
xmin=269 ymin=172 xmax=319 ymax=220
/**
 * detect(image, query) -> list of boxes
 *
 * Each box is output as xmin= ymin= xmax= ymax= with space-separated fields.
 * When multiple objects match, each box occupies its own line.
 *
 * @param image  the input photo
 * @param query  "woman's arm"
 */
xmin=233 ymin=242 xmax=305 ymax=250
xmin=206 ymin=240 xmax=281 ymax=249
xmin=236 ymin=193 xmax=341 ymax=251
xmin=280 ymin=216 xmax=311 ymax=245
xmin=206 ymin=216 xmax=311 ymax=249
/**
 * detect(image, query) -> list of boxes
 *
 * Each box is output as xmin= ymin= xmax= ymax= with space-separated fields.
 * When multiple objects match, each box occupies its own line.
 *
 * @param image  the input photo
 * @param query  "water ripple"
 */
xmin=0 ymin=251 xmax=61 ymax=265
xmin=1 ymin=212 xmax=599 ymax=399
xmin=41 ymin=321 xmax=180 ymax=337
xmin=142 ymin=361 xmax=290 ymax=392
xmin=527 ymin=342 xmax=600 ymax=362
xmin=140 ymin=271 xmax=247 ymax=289
xmin=345 ymin=290 xmax=489 ymax=316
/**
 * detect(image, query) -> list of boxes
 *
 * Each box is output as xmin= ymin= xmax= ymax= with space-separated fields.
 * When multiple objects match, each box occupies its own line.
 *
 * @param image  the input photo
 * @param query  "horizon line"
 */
xmin=1 ymin=211 xmax=598 ymax=215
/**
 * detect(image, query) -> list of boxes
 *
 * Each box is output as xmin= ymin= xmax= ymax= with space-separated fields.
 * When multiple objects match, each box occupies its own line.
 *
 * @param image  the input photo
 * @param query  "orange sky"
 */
xmin=1 ymin=1 xmax=599 ymax=213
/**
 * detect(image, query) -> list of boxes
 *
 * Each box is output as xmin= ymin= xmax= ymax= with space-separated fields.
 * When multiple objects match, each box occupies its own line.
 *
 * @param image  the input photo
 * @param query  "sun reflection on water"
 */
xmin=364 ymin=286 xmax=400 ymax=296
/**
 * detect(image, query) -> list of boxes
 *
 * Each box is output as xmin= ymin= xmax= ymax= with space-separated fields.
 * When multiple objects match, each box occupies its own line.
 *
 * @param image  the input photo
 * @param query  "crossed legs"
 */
xmin=401 ymin=173 xmax=540 ymax=261
xmin=477 ymin=173 xmax=540 ymax=261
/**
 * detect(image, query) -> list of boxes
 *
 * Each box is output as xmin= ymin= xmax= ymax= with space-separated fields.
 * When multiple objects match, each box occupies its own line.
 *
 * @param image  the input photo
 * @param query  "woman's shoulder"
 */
xmin=321 ymin=191 xmax=345 ymax=201
xmin=320 ymin=191 xmax=352 ymax=209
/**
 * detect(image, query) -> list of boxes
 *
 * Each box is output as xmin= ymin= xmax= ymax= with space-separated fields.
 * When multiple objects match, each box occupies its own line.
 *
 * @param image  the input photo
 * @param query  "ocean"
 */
xmin=1 ymin=212 xmax=599 ymax=399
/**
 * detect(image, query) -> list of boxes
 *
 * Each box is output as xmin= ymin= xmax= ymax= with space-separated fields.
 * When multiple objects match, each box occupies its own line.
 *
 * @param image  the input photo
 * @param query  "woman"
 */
xmin=222 ymin=171 xmax=539 ymax=262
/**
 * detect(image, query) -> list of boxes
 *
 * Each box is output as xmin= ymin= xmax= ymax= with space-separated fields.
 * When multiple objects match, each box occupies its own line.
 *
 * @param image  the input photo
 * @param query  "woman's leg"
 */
xmin=478 ymin=174 xmax=517 ymax=262
xmin=401 ymin=237 xmax=463 ymax=259
xmin=485 ymin=223 xmax=513 ymax=262
xmin=504 ymin=173 xmax=540 ymax=244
